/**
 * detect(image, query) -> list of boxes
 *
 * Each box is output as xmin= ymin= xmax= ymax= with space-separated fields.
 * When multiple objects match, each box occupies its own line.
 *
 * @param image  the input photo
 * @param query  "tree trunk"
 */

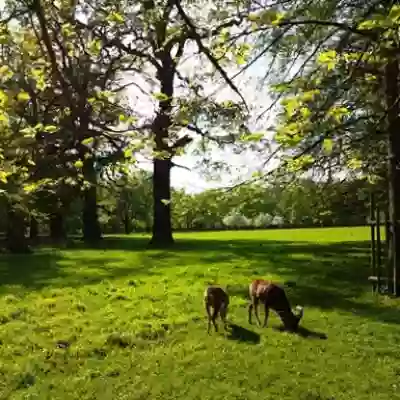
xmin=123 ymin=211 xmax=132 ymax=234
xmin=150 ymin=53 xmax=175 ymax=247
xmin=6 ymin=203 xmax=30 ymax=254
xmin=385 ymin=59 xmax=400 ymax=296
xmin=82 ymin=158 xmax=102 ymax=244
xmin=150 ymin=158 xmax=174 ymax=246
xmin=50 ymin=211 xmax=65 ymax=242
xmin=29 ymin=216 xmax=39 ymax=241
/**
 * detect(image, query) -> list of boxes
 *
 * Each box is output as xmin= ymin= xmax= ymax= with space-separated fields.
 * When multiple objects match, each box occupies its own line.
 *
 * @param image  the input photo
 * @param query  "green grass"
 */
xmin=0 ymin=227 xmax=399 ymax=399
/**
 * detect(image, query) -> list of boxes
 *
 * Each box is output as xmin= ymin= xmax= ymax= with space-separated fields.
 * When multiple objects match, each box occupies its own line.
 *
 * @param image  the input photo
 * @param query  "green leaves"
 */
xmin=0 ymin=170 xmax=8 ymax=183
xmin=317 ymin=50 xmax=337 ymax=71
xmin=88 ymin=39 xmax=102 ymax=56
xmin=0 ymin=65 xmax=13 ymax=81
xmin=152 ymin=92 xmax=170 ymax=102
xmin=389 ymin=5 xmax=400 ymax=22
xmin=74 ymin=160 xmax=84 ymax=169
xmin=323 ymin=138 xmax=333 ymax=154
xmin=327 ymin=106 xmax=350 ymax=123
xmin=44 ymin=125 xmax=58 ymax=133
xmin=16 ymin=91 xmax=30 ymax=102
xmin=240 ymin=132 xmax=265 ymax=142
xmin=287 ymin=155 xmax=315 ymax=172
xmin=249 ymin=9 xmax=285 ymax=26
xmin=106 ymin=11 xmax=125 ymax=24
xmin=82 ymin=137 xmax=94 ymax=145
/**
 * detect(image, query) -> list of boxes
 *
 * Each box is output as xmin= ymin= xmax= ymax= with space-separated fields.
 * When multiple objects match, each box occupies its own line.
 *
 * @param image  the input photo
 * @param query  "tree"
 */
xmin=244 ymin=1 xmax=400 ymax=293
xmin=73 ymin=0 xmax=254 ymax=246
xmin=99 ymin=169 xmax=153 ymax=233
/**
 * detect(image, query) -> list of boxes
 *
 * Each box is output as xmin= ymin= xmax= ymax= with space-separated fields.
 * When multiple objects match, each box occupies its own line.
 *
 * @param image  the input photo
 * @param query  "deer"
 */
xmin=204 ymin=285 xmax=229 ymax=334
xmin=248 ymin=279 xmax=304 ymax=331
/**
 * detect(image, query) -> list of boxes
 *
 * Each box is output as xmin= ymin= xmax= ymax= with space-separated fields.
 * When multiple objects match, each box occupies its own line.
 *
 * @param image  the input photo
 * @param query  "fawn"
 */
xmin=248 ymin=279 xmax=304 ymax=331
xmin=204 ymin=285 xmax=229 ymax=333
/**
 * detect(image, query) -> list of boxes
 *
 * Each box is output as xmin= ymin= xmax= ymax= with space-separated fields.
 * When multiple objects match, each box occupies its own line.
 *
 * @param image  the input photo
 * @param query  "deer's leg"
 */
xmin=211 ymin=305 xmax=220 ymax=332
xmin=262 ymin=304 xmax=270 ymax=328
xmin=220 ymin=303 xmax=228 ymax=330
xmin=253 ymin=297 xmax=262 ymax=326
xmin=205 ymin=301 xmax=212 ymax=334
xmin=248 ymin=297 xmax=254 ymax=324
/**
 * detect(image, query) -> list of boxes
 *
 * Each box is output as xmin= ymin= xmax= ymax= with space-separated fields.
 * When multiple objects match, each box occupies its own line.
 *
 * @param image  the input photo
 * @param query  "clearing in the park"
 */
xmin=0 ymin=227 xmax=399 ymax=399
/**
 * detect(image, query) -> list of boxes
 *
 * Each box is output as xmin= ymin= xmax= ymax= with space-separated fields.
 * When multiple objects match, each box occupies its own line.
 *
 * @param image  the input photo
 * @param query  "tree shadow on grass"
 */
xmin=0 ymin=248 xmax=161 ymax=294
xmin=1 ymin=235 xmax=399 ymax=328
xmin=226 ymin=323 xmax=261 ymax=344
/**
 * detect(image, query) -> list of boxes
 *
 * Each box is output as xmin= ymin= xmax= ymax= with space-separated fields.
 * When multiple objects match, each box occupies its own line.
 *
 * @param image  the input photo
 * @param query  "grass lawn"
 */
xmin=0 ymin=227 xmax=400 ymax=399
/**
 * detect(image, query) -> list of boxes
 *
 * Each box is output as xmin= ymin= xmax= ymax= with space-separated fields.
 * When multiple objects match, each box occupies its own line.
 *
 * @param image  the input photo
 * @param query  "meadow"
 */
xmin=0 ymin=227 xmax=399 ymax=400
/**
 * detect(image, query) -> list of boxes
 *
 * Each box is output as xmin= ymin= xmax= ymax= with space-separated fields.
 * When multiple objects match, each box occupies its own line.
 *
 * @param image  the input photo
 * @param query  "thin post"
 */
xmin=385 ymin=59 xmax=400 ymax=297
xmin=370 ymin=192 xmax=377 ymax=293
xmin=385 ymin=211 xmax=392 ymax=293
xmin=376 ymin=206 xmax=382 ymax=292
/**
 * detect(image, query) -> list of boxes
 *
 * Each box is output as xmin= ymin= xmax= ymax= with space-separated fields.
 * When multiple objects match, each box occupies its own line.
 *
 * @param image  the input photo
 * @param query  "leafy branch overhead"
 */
xmin=240 ymin=2 xmax=400 ymax=184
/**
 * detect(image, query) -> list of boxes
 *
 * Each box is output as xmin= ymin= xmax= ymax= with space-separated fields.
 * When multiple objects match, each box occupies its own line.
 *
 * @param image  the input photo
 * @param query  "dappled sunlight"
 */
xmin=0 ymin=228 xmax=400 ymax=398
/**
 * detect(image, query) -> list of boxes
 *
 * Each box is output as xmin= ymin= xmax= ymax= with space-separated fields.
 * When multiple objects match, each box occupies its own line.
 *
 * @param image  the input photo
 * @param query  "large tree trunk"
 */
xmin=150 ymin=53 xmax=175 ymax=247
xmin=385 ymin=59 xmax=400 ymax=296
xmin=6 ymin=203 xmax=30 ymax=254
xmin=50 ymin=211 xmax=65 ymax=242
xmin=150 ymin=158 xmax=173 ymax=246
xmin=82 ymin=158 xmax=101 ymax=244
xmin=29 ymin=216 xmax=39 ymax=241
xmin=123 ymin=209 xmax=132 ymax=234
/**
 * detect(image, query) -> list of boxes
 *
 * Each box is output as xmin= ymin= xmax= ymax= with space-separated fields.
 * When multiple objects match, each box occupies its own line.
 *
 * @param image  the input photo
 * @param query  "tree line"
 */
xmin=3 ymin=170 xmax=368 ymax=238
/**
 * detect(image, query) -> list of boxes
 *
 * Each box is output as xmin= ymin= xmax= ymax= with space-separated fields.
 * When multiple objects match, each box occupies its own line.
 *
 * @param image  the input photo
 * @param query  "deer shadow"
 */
xmin=226 ymin=323 xmax=261 ymax=344
xmin=273 ymin=325 xmax=328 ymax=340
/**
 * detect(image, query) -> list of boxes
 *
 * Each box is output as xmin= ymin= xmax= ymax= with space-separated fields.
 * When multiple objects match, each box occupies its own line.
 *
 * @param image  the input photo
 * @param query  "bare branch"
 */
xmin=171 ymin=162 xmax=191 ymax=171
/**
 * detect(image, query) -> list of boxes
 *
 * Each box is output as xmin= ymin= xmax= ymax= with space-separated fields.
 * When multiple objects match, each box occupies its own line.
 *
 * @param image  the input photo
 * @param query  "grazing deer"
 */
xmin=204 ymin=285 xmax=229 ymax=333
xmin=248 ymin=279 xmax=304 ymax=331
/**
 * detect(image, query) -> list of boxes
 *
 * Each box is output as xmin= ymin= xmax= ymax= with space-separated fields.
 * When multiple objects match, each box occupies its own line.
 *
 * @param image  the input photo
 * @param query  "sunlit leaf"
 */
xmin=106 ymin=11 xmax=125 ymax=24
xmin=20 ymin=126 xmax=36 ymax=137
xmin=43 ymin=125 xmax=58 ymax=133
xmin=16 ymin=91 xmax=30 ymax=102
xmin=0 ymin=170 xmax=8 ymax=183
xmin=74 ymin=160 xmax=84 ymax=169
xmin=389 ymin=5 xmax=400 ymax=22
xmin=241 ymin=132 xmax=264 ymax=142
xmin=323 ymin=138 xmax=333 ymax=153
xmin=347 ymin=158 xmax=363 ymax=170
xmin=82 ymin=137 xmax=94 ymax=145
xmin=88 ymin=39 xmax=102 ymax=56
xmin=124 ymin=148 xmax=133 ymax=159
xmin=0 ymin=113 xmax=9 ymax=126
xmin=152 ymin=92 xmax=170 ymax=101
xmin=23 ymin=183 xmax=38 ymax=193
xmin=317 ymin=50 xmax=337 ymax=70
xmin=0 ymin=65 xmax=13 ymax=80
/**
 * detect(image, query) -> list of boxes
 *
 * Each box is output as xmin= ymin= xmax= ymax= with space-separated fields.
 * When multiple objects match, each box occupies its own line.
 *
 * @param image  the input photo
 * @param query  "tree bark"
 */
xmin=50 ymin=211 xmax=65 ymax=242
xmin=150 ymin=52 xmax=175 ymax=247
xmin=151 ymin=158 xmax=173 ymax=246
xmin=82 ymin=158 xmax=102 ymax=244
xmin=6 ymin=203 xmax=30 ymax=254
xmin=385 ymin=59 xmax=400 ymax=296
xmin=29 ymin=216 xmax=39 ymax=241
xmin=123 ymin=211 xmax=132 ymax=234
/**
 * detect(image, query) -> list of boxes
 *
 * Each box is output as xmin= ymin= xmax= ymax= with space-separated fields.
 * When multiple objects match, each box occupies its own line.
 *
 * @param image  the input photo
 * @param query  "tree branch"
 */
xmin=173 ymin=0 xmax=248 ymax=112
